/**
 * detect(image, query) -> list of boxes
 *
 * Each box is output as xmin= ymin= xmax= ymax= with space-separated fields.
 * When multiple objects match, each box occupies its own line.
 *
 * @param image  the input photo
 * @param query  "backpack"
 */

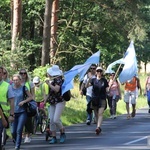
xmin=79 ymin=80 xmax=86 ymax=96
xmin=23 ymin=86 xmax=37 ymax=117
xmin=62 ymin=90 xmax=71 ymax=101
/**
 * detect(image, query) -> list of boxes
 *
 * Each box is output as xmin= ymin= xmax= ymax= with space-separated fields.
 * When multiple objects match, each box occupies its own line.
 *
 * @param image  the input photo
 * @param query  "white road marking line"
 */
xmin=124 ymin=136 xmax=148 ymax=145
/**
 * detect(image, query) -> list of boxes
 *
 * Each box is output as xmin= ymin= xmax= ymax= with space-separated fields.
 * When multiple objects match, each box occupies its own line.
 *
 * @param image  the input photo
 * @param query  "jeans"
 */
xmin=50 ymin=101 xmax=66 ymax=131
xmin=86 ymin=95 xmax=92 ymax=122
xmin=12 ymin=112 xmax=27 ymax=148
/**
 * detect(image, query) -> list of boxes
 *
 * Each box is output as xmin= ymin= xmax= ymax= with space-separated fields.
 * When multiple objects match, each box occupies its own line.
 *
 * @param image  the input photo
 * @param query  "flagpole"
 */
xmin=113 ymin=63 xmax=123 ymax=82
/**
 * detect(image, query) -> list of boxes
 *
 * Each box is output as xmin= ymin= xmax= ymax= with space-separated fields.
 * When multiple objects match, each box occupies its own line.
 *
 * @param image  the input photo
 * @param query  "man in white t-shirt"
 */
xmin=80 ymin=64 xmax=97 ymax=125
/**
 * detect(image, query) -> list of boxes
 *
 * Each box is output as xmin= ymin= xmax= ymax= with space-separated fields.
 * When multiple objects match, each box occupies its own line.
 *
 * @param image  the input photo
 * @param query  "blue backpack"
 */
xmin=23 ymin=86 xmax=37 ymax=117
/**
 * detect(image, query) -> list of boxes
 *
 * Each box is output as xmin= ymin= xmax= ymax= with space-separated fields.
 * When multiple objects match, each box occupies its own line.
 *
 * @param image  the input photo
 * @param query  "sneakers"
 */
xmin=110 ymin=115 xmax=116 ymax=119
xmin=113 ymin=115 xmax=116 ymax=119
xmin=60 ymin=133 xmax=66 ymax=143
xmin=24 ymin=137 xmax=31 ymax=143
xmin=49 ymin=137 xmax=57 ymax=144
xmin=95 ymin=127 xmax=101 ymax=135
xmin=49 ymin=134 xmax=66 ymax=144
xmin=15 ymin=147 xmax=20 ymax=150
xmin=110 ymin=115 xmax=113 ymax=119
xmin=86 ymin=120 xmax=91 ymax=125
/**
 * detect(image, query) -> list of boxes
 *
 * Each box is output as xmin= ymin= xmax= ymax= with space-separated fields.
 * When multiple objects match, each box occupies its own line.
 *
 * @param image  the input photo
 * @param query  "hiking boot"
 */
xmin=60 ymin=133 xmax=66 ymax=143
xmin=95 ymin=127 xmax=101 ymax=135
xmin=49 ymin=137 xmax=57 ymax=144
xmin=86 ymin=120 xmax=91 ymax=125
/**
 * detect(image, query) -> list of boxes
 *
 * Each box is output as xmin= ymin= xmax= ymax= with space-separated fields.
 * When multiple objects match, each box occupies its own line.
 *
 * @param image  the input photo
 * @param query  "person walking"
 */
xmin=11 ymin=74 xmax=33 ymax=150
xmin=87 ymin=66 xmax=109 ymax=135
xmin=0 ymin=66 xmax=14 ymax=149
xmin=45 ymin=65 xmax=66 ymax=144
xmin=19 ymin=69 xmax=35 ymax=143
xmin=33 ymin=76 xmax=47 ymax=117
xmin=2 ymin=67 xmax=13 ymax=146
xmin=123 ymin=76 xmax=138 ymax=119
xmin=80 ymin=64 xmax=97 ymax=125
xmin=107 ymin=71 xmax=121 ymax=119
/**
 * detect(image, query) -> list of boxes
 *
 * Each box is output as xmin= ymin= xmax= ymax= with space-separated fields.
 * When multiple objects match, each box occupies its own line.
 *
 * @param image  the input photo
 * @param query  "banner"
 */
xmin=62 ymin=51 xmax=100 ymax=95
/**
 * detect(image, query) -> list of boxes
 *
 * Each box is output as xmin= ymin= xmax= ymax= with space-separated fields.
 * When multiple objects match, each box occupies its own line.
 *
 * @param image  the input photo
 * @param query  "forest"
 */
xmin=0 ymin=0 xmax=150 ymax=74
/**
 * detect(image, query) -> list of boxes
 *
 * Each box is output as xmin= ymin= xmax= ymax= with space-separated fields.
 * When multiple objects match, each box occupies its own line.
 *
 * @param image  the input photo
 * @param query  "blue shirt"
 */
xmin=12 ymin=85 xmax=28 ymax=113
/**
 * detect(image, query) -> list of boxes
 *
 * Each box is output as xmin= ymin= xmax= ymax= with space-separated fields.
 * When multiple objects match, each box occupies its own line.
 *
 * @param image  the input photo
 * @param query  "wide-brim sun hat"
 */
xmin=33 ymin=76 xmax=40 ymax=83
xmin=47 ymin=65 xmax=63 ymax=76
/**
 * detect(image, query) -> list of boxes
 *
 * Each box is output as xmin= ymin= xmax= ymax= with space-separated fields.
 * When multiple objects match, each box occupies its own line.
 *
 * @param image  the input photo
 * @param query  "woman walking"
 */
xmin=45 ymin=65 xmax=66 ymax=144
xmin=11 ymin=74 xmax=32 ymax=150
xmin=19 ymin=69 xmax=35 ymax=143
xmin=107 ymin=71 xmax=121 ymax=119
xmin=88 ymin=66 xmax=109 ymax=135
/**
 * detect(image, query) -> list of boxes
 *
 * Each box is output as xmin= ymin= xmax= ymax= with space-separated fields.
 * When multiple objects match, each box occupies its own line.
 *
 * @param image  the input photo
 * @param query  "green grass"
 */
xmin=61 ymin=73 xmax=148 ymax=126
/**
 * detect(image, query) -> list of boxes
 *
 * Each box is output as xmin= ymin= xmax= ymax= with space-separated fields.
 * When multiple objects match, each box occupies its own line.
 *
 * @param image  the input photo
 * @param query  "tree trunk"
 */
xmin=41 ymin=0 xmax=53 ymax=66
xmin=50 ymin=0 xmax=59 ymax=64
xmin=11 ymin=0 xmax=22 ymax=68
xmin=11 ymin=0 xmax=22 ymax=51
xmin=10 ymin=0 xmax=13 ymax=35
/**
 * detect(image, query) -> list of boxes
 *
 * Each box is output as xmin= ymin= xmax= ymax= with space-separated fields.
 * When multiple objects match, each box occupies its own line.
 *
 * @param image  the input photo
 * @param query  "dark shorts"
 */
xmin=91 ymin=99 xmax=107 ymax=109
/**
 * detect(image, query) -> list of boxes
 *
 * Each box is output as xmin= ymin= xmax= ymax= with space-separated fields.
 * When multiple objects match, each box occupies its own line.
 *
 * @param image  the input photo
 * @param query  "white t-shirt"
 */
xmin=83 ymin=74 xmax=96 ymax=97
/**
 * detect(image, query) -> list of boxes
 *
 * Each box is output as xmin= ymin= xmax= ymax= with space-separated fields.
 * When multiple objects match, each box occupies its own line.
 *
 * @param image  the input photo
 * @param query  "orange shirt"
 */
xmin=125 ymin=77 xmax=137 ymax=91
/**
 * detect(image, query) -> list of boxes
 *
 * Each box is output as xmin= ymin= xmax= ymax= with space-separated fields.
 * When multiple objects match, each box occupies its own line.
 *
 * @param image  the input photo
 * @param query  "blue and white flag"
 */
xmin=79 ymin=51 xmax=100 ymax=81
xmin=105 ymin=58 xmax=124 ymax=74
xmin=62 ymin=51 xmax=100 ymax=95
xmin=119 ymin=41 xmax=138 ymax=83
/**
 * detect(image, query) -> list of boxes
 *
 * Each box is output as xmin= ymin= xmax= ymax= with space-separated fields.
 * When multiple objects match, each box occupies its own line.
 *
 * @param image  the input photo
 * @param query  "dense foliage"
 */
xmin=0 ymin=0 xmax=150 ymax=73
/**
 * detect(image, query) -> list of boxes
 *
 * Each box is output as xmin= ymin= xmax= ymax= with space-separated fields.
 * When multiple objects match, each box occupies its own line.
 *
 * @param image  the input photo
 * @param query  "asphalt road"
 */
xmin=5 ymin=107 xmax=150 ymax=150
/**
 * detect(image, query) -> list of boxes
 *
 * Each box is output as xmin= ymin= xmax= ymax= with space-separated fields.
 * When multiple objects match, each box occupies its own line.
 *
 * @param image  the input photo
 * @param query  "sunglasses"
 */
xmin=20 ymin=72 xmax=27 ymax=75
xmin=90 ymin=68 xmax=96 ymax=70
xmin=96 ymin=69 xmax=103 ymax=73
xmin=34 ymin=82 xmax=39 ymax=85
